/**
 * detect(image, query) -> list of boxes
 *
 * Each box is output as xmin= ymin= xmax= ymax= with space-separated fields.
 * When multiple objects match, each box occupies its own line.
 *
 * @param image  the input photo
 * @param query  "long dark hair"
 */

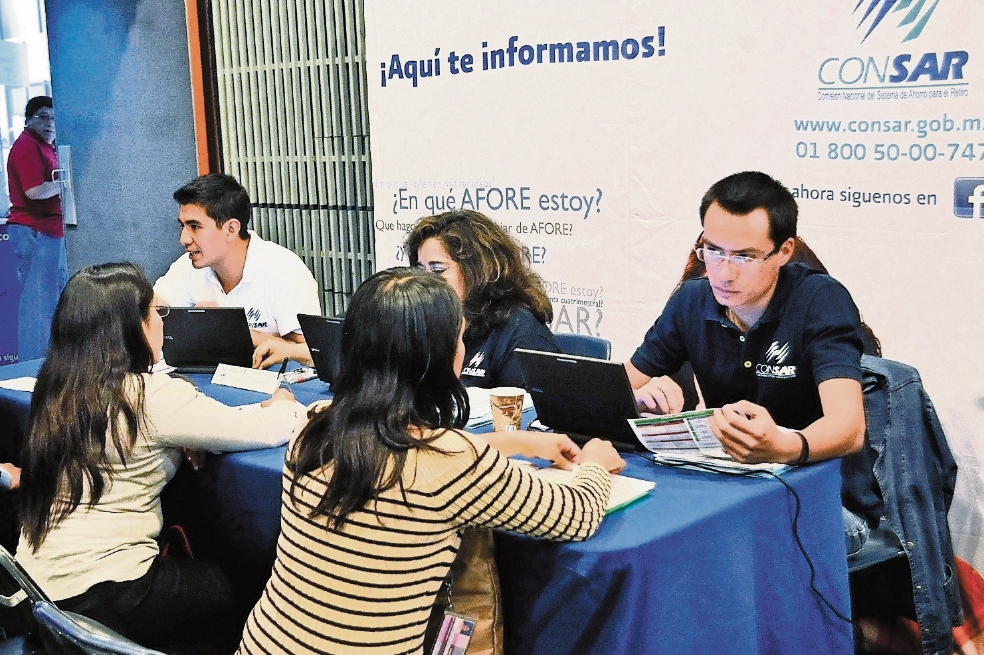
xmin=404 ymin=210 xmax=553 ymax=341
xmin=289 ymin=267 xmax=470 ymax=528
xmin=20 ymin=263 xmax=155 ymax=551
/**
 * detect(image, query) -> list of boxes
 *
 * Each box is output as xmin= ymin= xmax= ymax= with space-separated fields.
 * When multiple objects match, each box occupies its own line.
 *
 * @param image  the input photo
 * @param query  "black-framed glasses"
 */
xmin=694 ymin=246 xmax=779 ymax=268
xmin=153 ymin=305 xmax=170 ymax=318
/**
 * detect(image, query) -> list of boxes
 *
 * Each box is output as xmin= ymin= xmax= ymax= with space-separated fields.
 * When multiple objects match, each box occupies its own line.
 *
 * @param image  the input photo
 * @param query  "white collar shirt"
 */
xmin=154 ymin=230 xmax=322 ymax=336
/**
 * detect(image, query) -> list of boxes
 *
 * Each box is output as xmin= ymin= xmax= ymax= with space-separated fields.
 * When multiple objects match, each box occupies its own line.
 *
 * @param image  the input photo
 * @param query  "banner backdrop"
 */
xmin=366 ymin=1 xmax=984 ymax=568
xmin=0 ymin=223 xmax=23 ymax=365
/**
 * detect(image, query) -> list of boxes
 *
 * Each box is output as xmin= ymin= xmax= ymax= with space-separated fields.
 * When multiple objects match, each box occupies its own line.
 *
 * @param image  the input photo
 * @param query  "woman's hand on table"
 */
xmin=580 ymin=438 xmax=625 ymax=474
xmin=484 ymin=430 xmax=581 ymax=470
xmin=520 ymin=432 xmax=582 ymax=470
xmin=262 ymin=388 xmax=295 ymax=407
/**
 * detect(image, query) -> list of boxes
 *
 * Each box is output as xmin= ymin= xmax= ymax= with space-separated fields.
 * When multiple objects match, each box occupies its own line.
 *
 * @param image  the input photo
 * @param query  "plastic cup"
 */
xmin=489 ymin=387 xmax=525 ymax=432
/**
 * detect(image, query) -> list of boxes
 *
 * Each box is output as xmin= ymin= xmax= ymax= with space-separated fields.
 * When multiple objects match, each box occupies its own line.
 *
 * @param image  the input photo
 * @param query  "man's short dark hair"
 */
xmin=173 ymin=173 xmax=251 ymax=239
xmin=25 ymin=96 xmax=52 ymax=119
xmin=699 ymin=171 xmax=797 ymax=249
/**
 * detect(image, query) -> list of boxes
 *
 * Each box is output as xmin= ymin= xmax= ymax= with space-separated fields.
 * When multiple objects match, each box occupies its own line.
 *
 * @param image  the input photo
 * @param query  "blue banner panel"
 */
xmin=0 ymin=223 xmax=23 ymax=365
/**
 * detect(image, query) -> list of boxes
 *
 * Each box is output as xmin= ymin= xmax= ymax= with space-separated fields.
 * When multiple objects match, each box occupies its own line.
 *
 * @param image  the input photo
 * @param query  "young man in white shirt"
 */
xmin=154 ymin=173 xmax=321 ymax=368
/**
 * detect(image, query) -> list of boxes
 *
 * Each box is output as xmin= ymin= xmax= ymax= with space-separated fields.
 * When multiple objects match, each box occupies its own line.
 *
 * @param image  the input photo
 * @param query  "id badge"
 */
xmin=429 ymin=611 xmax=476 ymax=655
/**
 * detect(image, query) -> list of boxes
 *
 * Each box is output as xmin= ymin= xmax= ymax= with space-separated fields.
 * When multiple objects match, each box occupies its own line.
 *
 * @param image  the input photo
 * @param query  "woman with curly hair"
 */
xmin=405 ymin=210 xmax=558 ymax=388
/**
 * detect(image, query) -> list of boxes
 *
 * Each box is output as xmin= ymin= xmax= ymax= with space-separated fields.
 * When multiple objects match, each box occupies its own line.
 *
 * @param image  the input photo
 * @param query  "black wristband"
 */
xmin=793 ymin=430 xmax=810 ymax=466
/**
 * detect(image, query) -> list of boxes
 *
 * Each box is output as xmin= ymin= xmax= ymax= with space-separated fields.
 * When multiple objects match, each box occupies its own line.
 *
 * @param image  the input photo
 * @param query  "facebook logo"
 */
xmin=954 ymin=178 xmax=984 ymax=219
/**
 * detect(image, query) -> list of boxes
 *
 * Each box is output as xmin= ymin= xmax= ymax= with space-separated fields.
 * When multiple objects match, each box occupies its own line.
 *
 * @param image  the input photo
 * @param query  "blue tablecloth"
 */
xmin=495 ymin=457 xmax=852 ymax=654
xmin=0 ymin=360 xmax=854 ymax=654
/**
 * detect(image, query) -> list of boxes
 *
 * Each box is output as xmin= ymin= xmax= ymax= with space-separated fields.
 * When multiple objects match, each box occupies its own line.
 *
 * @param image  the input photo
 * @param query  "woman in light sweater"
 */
xmin=238 ymin=267 xmax=624 ymax=655
xmin=18 ymin=262 xmax=304 ymax=651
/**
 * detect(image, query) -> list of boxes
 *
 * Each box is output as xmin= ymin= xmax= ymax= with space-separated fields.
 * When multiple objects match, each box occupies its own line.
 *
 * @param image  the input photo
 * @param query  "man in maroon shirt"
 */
xmin=6 ymin=96 xmax=67 ymax=361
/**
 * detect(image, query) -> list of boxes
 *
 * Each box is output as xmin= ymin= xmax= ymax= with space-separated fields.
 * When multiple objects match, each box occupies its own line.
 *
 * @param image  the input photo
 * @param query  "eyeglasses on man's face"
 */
xmin=694 ymin=246 xmax=779 ymax=268
xmin=30 ymin=112 xmax=55 ymax=123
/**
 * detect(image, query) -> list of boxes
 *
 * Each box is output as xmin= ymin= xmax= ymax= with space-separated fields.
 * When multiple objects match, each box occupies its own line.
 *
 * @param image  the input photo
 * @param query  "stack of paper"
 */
xmin=646 ymin=451 xmax=790 ymax=476
xmin=628 ymin=411 xmax=790 ymax=477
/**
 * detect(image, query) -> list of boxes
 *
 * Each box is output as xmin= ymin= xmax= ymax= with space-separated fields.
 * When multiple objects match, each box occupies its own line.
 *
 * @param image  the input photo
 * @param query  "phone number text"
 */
xmin=795 ymin=141 xmax=984 ymax=162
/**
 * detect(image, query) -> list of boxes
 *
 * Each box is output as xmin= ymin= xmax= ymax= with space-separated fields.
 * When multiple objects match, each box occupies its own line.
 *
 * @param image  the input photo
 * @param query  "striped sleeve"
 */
xmin=411 ymin=432 xmax=611 ymax=542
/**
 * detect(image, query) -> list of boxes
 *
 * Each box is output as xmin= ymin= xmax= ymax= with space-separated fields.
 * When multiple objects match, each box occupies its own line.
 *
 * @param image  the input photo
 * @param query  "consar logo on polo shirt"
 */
xmin=462 ymin=351 xmax=487 ymax=378
xmin=757 ymin=341 xmax=797 ymax=379
xmin=247 ymin=307 xmax=268 ymax=329
xmin=765 ymin=341 xmax=791 ymax=364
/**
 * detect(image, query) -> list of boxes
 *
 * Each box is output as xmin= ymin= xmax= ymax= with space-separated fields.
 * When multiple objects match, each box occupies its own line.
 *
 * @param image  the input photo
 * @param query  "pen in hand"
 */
xmin=277 ymin=358 xmax=290 ymax=386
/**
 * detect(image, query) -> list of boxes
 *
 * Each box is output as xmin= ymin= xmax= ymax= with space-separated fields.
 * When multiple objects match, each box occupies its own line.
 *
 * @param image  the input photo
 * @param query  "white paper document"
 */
xmin=629 ymin=409 xmax=724 ymax=455
xmin=211 ymin=364 xmax=281 ymax=395
xmin=0 ymin=377 xmax=36 ymax=393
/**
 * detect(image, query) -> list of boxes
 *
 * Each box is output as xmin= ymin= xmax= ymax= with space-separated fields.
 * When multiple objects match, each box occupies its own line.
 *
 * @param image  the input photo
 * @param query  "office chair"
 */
xmin=0 ymin=545 xmax=166 ymax=655
xmin=552 ymin=333 xmax=612 ymax=360
xmin=847 ymin=518 xmax=906 ymax=574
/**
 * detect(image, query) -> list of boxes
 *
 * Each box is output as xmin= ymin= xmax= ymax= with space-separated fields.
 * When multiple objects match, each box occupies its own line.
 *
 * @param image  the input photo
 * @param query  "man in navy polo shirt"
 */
xmin=625 ymin=171 xmax=866 ymax=467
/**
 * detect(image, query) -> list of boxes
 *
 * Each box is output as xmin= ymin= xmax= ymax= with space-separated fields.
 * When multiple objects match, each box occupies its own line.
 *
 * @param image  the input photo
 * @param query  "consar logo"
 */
xmin=853 ymin=0 xmax=941 ymax=44
xmin=765 ymin=341 xmax=791 ymax=365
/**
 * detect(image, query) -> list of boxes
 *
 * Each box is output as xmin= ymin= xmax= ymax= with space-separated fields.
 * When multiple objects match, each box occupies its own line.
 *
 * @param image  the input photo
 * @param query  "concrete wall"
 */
xmin=46 ymin=0 xmax=196 ymax=280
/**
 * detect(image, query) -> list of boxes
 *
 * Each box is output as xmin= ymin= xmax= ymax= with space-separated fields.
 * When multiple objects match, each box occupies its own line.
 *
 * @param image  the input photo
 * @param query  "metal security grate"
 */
xmin=209 ymin=0 xmax=374 ymax=316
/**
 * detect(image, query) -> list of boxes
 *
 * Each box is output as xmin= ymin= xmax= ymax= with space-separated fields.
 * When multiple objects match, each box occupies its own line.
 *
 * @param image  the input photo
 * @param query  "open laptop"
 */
xmin=162 ymin=307 xmax=254 ymax=373
xmin=515 ymin=348 xmax=641 ymax=451
xmin=297 ymin=314 xmax=344 ymax=386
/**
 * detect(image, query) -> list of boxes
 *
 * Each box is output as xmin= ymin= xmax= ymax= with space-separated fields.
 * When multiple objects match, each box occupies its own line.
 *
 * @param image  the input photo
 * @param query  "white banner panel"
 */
xmin=366 ymin=2 xmax=984 ymax=568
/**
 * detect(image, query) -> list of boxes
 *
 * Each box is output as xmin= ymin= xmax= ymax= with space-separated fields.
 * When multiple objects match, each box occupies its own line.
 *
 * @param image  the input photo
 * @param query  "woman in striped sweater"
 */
xmin=238 ymin=267 xmax=623 ymax=655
